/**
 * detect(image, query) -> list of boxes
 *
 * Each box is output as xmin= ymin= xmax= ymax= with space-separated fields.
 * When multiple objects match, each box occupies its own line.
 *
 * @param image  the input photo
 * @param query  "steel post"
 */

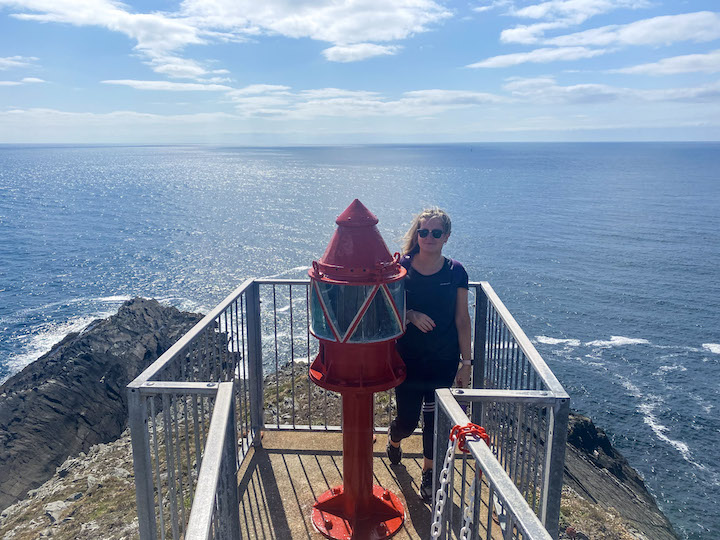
xmin=541 ymin=397 xmax=569 ymax=539
xmin=128 ymin=386 xmax=157 ymax=540
xmin=245 ymin=281 xmax=264 ymax=447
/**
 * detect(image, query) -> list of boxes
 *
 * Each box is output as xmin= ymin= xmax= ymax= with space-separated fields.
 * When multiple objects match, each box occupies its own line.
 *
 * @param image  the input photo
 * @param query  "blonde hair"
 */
xmin=401 ymin=207 xmax=452 ymax=255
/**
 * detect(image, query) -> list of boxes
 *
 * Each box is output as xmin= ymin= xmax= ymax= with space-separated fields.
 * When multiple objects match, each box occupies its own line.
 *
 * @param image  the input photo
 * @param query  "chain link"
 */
xmin=459 ymin=468 xmax=477 ymax=540
xmin=430 ymin=436 xmax=458 ymax=539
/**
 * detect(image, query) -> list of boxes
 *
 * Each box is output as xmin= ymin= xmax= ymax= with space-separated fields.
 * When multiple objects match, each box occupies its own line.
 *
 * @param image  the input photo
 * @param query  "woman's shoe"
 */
xmin=386 ymin=439 xmax=402 ymax=465
xmin=420 ymin=469 xmax=433 ymax=502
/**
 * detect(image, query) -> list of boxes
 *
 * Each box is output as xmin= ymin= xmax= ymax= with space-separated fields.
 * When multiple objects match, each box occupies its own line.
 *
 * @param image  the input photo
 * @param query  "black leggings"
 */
xmin=389 ymin=374 xmax=454 ymax=460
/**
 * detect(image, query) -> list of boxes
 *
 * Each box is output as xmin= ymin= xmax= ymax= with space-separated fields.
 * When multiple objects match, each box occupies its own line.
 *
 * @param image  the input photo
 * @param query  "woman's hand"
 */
xmin=407 ymin=310 xmax=436 ymax=333
xmin=455 ymin=364 xmax=471 ymax=388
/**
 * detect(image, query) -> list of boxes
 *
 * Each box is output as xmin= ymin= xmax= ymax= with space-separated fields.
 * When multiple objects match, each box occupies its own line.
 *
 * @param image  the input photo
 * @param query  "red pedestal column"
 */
xmin=311 ymin=392 xmax=404 ymax=539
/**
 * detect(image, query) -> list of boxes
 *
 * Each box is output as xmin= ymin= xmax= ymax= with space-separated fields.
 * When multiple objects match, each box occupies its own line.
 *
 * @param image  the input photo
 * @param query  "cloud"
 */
xmin=220 ymin=84 xmax=507 ymax=119
xmin=500 ymin=21 xmax=567 ymax=44
xmin=0 ymin=0 xmax=212 ymax=79
xmin=640 ymin=81 xmax=720 ymax=103
xmin=548 ymin=11 xmax=720 ymax=47
xmin=502 ymin=75 xmax=720 ymax=104
xmin=615 ymin=49 xmax=720 ymax=75
xmin=501 ymin=0 xmax=650 ymax=43
xmin=322 ymin=43 xmax=400 ymax=62
xmin=467 ymin=46 xmax=606 ymax=67
xmin=504 ymin=76 xmax=626 ymax=103
xmin=0 ymin=76 xmax=45 ymax=85
xmin=512 ymin=0 xmax=649 ymax=24
xmin=180 ymin=0 xmax=452 ymax=46
xmin=102 ymin=79 xmax=232 ymax=91
xmin=0 ymin=55 xmax=39 ymax=70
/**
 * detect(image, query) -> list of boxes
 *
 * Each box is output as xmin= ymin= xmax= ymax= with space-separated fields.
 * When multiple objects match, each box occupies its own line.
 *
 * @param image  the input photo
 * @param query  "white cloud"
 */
xmin=322 ymin=43 xmax=400 ymax=62
xmin=615 ymin=49 xmax=720 ymax=75
xmin=501 ymin=0 xmax=650 ymax=43
xmin=102 ymin=79 xmax=232 ymax=91
xmin=512 ymin=0 xmax=648 ymax=24
xmin=220 ymin=84 xmax=507 ymax=119
xmin=0 ymin=0 xmax=208 ymax=78
xmin=0 ymin=55 xmax=39 ymax=70
xmin=180 ymin=0 xmax=452 ymax=46
xmin=227 ymin=84 xmax=292 ymax=96
xmin=467 ymin=46 xmax=606 ymax=67
xmin=639 ymin=81 xmax=720 ymax=103
xmin=502 ymin=76 xmax=720 ymax=104
xmin=0 ymin=81 xmax=22 ymax=86
xmin=504 ymin=76 xmax=626 ymax=103
xmin=501 ymin=21 xmax=567 ymax=44
xmin=21 ymin=77 xmax=45 ymax=83
xmin=548 ymin=11 xmax=720 ymax=47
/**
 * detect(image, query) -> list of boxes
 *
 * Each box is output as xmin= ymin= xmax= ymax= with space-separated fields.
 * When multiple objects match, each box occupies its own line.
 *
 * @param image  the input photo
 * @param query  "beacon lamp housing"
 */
xmin=307 ymin=199 xmax=407 ymax=394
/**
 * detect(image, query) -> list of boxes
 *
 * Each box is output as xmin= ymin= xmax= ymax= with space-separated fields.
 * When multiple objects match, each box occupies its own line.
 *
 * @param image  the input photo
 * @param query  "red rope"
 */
xmin=450 ymin=423 xmax=490 ymax=453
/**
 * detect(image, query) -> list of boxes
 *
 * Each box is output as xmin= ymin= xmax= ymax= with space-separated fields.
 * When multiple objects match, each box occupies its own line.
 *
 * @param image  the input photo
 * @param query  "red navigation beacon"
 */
xmin=308 ymin=199 xmax=407 ymax=539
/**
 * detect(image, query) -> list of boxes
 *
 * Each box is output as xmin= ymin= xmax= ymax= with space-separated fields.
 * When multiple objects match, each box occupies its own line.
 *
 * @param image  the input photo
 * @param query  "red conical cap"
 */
xmin=309 ymin=199 xmax=405 ymax=284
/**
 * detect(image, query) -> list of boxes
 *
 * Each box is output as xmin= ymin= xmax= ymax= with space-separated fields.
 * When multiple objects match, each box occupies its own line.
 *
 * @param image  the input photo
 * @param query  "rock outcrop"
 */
xmin=562 ymin=413 xmax=678 ymax=539
xmin=0 ymin=298 xmax=202 ymax=512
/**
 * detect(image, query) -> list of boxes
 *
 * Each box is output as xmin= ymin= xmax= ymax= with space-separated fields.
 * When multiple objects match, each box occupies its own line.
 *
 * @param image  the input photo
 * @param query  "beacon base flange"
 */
xmin=312 ymin=484 xmax=405 ymax=540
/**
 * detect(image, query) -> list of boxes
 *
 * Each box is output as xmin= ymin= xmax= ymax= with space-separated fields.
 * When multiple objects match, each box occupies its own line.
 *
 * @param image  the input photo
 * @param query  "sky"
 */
xmin=1 ymin=0 xmax=719 ymax=144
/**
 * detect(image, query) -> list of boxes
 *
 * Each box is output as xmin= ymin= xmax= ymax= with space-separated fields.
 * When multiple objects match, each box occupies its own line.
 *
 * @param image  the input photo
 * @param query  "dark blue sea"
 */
xmin=1 ymin=143 xmax=718 ymax=538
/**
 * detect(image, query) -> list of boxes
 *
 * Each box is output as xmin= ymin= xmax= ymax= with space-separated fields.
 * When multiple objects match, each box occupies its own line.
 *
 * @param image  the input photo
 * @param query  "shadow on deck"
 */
xmin=238 ymin=431 xmax=434 ymax=539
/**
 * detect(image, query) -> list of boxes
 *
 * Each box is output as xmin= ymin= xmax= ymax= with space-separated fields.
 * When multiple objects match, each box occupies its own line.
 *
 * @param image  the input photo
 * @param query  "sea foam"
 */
xmin=535 ymin=336 xmax=580 ymax=347
xmin=702 ymin=343 xmax=720 ymax=355
xmin=585 ymin=336 xmax=651 ymax=347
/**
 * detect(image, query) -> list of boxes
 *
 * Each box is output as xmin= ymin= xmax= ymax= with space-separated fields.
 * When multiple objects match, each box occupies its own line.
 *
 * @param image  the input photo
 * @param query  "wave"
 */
xmin=535 ymin=336 xmax=580 ymax=347
xmin=619 ymin=376 xmax=707 ymax=473
xmin=585 ymin=336 xmax=651 ymax=347
xmin=2 ymin=313 xmax=112 ymax=383
xmin=702 ymin=343 xmax=720 ymax=355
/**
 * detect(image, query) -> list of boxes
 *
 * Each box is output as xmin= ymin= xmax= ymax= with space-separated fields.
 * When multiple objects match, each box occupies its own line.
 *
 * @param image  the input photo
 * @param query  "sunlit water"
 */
xmin=1 ymin=143 xmax=718 ymax=538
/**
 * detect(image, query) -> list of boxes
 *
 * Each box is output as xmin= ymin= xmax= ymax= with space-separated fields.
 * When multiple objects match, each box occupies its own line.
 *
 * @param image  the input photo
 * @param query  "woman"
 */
xmin=387 ymin=207 xmax=472 ymax=501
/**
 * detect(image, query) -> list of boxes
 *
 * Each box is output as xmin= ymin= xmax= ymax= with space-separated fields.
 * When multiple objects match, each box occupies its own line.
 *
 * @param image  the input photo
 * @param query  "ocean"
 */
xmin=0 ymin=142 xmax=718 ymax=538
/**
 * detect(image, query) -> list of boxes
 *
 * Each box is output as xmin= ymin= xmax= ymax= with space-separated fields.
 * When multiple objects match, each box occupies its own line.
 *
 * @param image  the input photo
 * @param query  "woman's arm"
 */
xmin=455 ymin=287 xmax=472 ymax=387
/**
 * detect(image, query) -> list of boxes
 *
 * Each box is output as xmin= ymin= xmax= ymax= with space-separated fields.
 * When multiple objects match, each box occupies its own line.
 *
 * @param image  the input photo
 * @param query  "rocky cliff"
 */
xmin=0 ymin=298 xmax=202 ymax=512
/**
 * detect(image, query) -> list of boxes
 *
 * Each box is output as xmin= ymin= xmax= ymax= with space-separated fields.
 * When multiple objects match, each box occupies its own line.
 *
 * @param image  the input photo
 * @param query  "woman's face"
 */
xmin=417 ymin=216 xmax=448 ymax=255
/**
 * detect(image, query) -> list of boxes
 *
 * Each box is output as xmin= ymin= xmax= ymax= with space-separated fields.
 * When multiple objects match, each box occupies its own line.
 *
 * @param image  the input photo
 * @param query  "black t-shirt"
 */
xmin=396 ymin=254 xmax=469 ymax=380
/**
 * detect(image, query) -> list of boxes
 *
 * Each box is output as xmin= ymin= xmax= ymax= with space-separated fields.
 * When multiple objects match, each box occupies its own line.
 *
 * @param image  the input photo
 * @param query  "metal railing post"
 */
xmin=128 ymin=386 xmax=157 ymax=540
xmin=217 ymin=382 xmax=241 ymax=540
xmin=434 ymin=390 xmax=456 ymax=540
xmin=245 ymin=280 xmax=264 ymax=446
xmin=540 ymin=397 xmax=570 ymax=539
xmin=472 ymin=284 xmax=489 ymax=428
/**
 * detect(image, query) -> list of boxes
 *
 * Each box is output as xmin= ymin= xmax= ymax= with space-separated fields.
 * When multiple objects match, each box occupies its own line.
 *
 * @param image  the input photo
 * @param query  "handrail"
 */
xmin=185 ymin=382 xmax=239 ymax=539
xmin=436 ymin=388 xmax=554 ymax=540
xmin=128 ymin=278 xmax=255 ymax=387
xmin=478 ymin=281 xmax=568 ymax=395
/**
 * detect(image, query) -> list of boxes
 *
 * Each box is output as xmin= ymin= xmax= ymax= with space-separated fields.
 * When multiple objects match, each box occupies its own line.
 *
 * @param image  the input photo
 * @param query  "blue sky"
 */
xmin=1 ymin=0 xmax=719 ymax=143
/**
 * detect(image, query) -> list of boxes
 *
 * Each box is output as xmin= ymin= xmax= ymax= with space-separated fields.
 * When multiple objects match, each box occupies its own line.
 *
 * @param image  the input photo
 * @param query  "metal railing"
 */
xmin=127 ymin=278 xmax=569 ymax=539
xmin=433 ymin=389 xmax=555 ymax=540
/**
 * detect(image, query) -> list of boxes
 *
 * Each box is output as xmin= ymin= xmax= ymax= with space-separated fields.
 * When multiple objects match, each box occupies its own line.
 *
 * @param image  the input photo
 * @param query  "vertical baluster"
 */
xmin=289 ymin=285 xmax=296 ymax=428
xmin=171 ymin=395 xmax=186 ymax=533
xmin=162 ymin=393 xmax=180 ymax=540
xmin=272 ymin=285 xmax=280 ymax=428
xmin=149 ymin=397 xmax=166 ymax=540
xmin=183 ymin=393 xmax=193 ymax=505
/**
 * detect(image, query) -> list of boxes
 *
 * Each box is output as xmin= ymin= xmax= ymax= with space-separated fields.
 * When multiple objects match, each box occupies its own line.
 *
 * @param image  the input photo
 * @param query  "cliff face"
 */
xmin=563 ymin=413 xmax=678 ymax=540
xmin=0 ymin=298 xmax=202 ymax=512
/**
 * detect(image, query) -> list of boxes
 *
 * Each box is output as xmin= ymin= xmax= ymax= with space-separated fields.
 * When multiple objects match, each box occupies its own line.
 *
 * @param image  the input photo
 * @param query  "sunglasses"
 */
xmin=417 ymin=228 xmax=444 ymax=239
